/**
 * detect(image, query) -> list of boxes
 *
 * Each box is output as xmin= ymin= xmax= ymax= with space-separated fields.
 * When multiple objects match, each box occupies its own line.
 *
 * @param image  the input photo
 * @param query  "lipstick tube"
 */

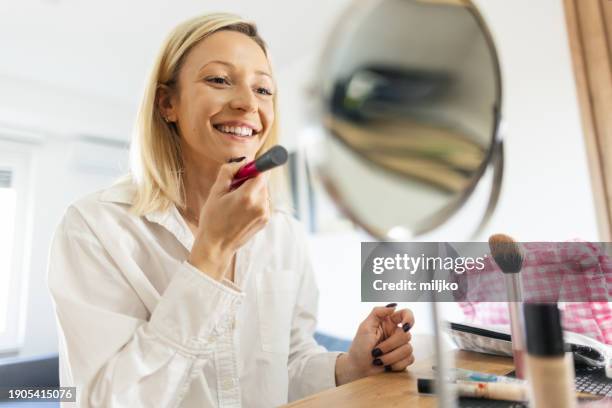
xmin=230 ymin=145 xmax=288 ymax=190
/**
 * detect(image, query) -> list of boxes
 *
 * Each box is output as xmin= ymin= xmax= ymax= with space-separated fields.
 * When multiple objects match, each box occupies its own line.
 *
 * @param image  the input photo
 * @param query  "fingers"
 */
xmin=370 ymin=307 xmax=414 ymax=371
xmin=390 ymin=308 xmax=415 ymax=332
xmin=373 ymin=326 xmax=412 ymax=356
xmin=372 ymin=343 xmax=413 ymax=369
xmin=211 ymin=161 xmax=246 ymax=196
xmin=362 ymin=305 xmax=397 ymax=329
xmin=238 ymin=172 xmax=269 ymax=196
xmin=227 ymin=175 xmax=270 ymax=242
xmin=388 ymin=354 xmax=415 ymax=372
xmin=238 ymin=176 xmax=269 ymax=216
xmin=380 ymin=308 xmax=414 ymax=341
xmin=381 ymin=316 xmax=397 ymax=341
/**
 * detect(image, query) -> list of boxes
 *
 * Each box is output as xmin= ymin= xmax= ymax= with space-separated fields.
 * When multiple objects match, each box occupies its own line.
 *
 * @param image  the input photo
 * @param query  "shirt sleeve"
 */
xmin=47 ymin=207 xmax=243 ymax=407
xmin=286 ymin=220 xmax=342 ymax=401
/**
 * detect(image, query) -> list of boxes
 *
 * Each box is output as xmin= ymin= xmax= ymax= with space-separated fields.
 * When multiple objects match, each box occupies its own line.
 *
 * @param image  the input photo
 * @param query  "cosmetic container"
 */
xmin=524 ymin=303 xmax=576 ymax=408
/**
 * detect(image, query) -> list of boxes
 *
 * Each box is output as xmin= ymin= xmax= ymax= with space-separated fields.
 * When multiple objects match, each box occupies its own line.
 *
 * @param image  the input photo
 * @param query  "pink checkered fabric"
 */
xmin=459 ymin=241 xmax=612 ymax=344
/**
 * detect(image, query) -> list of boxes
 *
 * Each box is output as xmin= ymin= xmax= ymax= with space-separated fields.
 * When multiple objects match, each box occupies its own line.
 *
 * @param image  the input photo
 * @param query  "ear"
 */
xmin=156 ymin=84 xmax=178 ymax=123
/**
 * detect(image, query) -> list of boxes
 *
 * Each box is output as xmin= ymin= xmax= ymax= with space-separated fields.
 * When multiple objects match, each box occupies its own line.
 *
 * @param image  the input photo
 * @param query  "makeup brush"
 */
xmin=229 ymin=145 xmax=288 ymax=190
xmin=489 ymin=233 xmax=526 ymax=379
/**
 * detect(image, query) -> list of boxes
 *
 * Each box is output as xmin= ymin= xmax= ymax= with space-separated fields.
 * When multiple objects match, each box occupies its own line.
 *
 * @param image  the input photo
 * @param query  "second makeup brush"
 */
xmin=489 ymin=233 xmax=526 ymax=379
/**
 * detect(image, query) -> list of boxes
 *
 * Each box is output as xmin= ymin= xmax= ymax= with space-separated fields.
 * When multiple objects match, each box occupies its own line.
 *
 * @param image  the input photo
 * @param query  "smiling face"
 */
xmin=160 ymin=30 xmax=275 ymax=167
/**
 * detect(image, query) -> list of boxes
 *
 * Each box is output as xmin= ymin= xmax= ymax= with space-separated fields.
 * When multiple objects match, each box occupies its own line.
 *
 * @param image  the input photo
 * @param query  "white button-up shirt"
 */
xmin=47 ymin=179 xmax=341 ymax=407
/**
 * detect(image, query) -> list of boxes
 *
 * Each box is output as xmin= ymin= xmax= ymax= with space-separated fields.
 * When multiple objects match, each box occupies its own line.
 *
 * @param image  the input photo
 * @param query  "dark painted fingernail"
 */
xmin=385 ymin=303 xmax=397 ymax=308
xmin=385 ymin=365 xmax=393 ymax=372
xmin=373 ymin=358 xmax=384 ymax=366
xmin=371 ymin=348 xmax=383 ymax=358
xmin=228 ymin=156 xmax=246 ymax=163
xmin=403 ymin=323 xmax=411 ymax=332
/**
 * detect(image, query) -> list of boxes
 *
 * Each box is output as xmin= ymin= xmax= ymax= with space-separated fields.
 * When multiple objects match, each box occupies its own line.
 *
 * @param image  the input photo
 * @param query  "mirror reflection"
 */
xmin=314 ymin=0 xmax=501 ymax=238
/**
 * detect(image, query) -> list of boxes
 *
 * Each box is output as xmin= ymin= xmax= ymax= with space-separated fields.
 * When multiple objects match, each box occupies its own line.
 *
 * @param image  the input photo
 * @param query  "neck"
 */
xmin=180 ymin=148 xmax=222 ymax=221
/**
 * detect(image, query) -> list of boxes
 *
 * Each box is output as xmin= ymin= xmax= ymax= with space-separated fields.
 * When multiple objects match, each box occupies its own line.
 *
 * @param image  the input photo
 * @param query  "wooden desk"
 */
xmin=283 ymin=351 xmax=515 ymax=408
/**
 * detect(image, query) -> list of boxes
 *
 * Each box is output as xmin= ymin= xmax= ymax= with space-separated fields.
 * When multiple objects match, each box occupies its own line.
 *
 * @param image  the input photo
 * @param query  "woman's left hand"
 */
xmin=335 ymin=305 xmax=415 ymax=385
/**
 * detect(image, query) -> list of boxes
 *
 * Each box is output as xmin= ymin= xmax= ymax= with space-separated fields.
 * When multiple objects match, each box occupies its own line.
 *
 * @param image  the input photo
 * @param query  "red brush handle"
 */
xmin=229 ymin=145 xmax=288 ymax=191
xmin=229 ymin=162 xmax=259 ymax=190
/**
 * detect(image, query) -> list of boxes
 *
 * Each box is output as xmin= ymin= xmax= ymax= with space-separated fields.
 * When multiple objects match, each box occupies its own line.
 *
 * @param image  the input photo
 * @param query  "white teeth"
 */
xmin=216 ymin=125 xmax=254 ymax=137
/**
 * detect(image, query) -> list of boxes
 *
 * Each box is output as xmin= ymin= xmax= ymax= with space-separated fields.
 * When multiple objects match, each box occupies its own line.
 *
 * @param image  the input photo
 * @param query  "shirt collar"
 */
xmin=99 ymin=179 xmax=194 ymax=250
xmin=99 ymin=178 xmax=260 ymax=289
xmin=98 ymin=178 xmax=137 ymax=205
xmin=145 ymin=206 xmax=195 ymax=251
xmin=98 ymin=179 xmax=257 ymax=277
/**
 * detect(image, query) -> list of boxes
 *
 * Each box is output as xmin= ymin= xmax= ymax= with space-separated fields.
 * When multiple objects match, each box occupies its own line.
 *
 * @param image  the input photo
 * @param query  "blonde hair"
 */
xmin=128 ymin=13 xmax=284 ymax=216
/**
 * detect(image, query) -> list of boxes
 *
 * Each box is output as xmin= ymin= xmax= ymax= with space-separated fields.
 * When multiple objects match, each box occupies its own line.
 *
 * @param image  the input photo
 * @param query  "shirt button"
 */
xmin=222 ymin=378 xmax=235 ymax=390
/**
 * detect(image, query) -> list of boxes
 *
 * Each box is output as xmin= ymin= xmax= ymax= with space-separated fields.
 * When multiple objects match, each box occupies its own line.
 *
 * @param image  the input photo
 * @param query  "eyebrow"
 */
xmin=199 ymin=60 xmax=272 ymax=79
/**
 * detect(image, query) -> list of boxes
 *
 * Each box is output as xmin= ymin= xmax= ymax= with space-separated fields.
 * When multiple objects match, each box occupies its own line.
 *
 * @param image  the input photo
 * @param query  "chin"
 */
xmin=221 ymin=145 xmax=258 ymax=161
xmin=213 ymin=133 xmax=266 ymax=162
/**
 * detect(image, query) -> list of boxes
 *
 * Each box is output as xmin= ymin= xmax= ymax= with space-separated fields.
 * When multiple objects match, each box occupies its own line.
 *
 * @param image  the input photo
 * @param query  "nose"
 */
xmin=229 ymin=85 xmax=257 ymax=113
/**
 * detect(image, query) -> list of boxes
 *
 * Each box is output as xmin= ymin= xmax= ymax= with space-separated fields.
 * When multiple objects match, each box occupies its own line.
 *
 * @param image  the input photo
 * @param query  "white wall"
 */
xmin=0 ymin=0 xmax=601 ymax=358
xmin=472 ymin=0 xmax=598 ymax=241
xmin=0 ymin=75 xmax=135 ymax=142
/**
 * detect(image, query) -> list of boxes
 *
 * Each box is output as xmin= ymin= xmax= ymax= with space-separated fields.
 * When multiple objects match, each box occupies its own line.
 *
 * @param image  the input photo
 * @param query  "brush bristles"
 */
xmin=488 ymin=233 xmax=524 ymax=274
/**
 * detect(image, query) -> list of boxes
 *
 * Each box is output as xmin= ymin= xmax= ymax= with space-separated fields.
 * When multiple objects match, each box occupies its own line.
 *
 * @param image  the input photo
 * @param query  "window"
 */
xmin=0 ymin=145 xmax=32 ymax=352
xmin=0 ymin=169 xmax=17 ymax=334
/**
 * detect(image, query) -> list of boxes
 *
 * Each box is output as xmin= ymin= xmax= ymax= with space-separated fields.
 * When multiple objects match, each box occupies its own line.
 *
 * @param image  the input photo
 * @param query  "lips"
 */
xmin=213 ymin=124 xmax=257 ymax=137
xmin=212 ymin=120 xmax=262 ymax=138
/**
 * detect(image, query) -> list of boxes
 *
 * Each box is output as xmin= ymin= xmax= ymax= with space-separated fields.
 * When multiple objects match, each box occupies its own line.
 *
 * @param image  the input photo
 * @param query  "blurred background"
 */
xmin=0 ymin=0 xmax=601 ymax=379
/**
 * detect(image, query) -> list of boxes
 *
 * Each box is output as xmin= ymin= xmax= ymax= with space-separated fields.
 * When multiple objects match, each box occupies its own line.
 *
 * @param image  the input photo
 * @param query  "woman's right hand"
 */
xmin=187 ymin=161 xmax=270 ymax=280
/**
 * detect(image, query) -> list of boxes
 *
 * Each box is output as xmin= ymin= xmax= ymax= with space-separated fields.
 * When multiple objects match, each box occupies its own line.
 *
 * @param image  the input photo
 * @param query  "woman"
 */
xmin=48 ymin=13 xmax=415 ymax=407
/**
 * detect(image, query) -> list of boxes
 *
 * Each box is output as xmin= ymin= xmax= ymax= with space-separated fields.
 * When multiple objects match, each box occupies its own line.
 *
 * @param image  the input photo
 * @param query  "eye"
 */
xmin=206 ymin=76 xmax=230 ymax=85
xmin=256 ymin=87 xmax=273 ymax=96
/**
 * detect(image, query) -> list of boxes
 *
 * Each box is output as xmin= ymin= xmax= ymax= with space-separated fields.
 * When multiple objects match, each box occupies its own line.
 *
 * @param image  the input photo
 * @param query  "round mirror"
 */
xmin=309 ymin=0 xmax=502 ymax=239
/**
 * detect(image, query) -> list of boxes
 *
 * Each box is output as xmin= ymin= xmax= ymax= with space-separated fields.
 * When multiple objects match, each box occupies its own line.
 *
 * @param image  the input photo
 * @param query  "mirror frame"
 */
xmin=313 ymin=0 xmax=504 ymax=239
